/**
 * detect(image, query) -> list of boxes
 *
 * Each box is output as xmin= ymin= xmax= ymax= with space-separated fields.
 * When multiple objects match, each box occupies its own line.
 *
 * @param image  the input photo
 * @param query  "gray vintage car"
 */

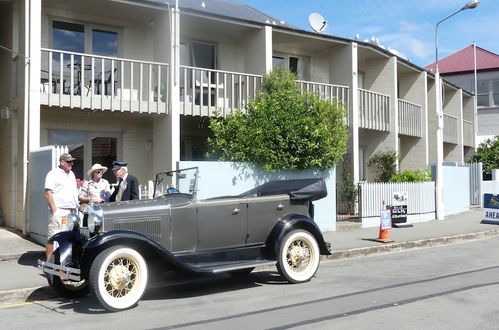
xmin=38 ymin=169 xmax=331 ymax=312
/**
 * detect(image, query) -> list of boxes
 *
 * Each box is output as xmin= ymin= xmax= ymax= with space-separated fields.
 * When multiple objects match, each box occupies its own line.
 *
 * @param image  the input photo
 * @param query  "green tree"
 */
xmin=367 ymin=151 xmax=398 ymax=182
xmin=207 ymin=69 xmax=349 ymax=171
xmin=389 ymin=169 xmax=431 ymax=182
xmin=468 ymin=136 xmax=499 ymax=180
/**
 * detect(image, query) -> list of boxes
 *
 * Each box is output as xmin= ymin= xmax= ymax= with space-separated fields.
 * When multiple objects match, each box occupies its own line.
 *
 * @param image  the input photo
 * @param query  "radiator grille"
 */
xmin=112 ymin=216 xmax=162 ymax=242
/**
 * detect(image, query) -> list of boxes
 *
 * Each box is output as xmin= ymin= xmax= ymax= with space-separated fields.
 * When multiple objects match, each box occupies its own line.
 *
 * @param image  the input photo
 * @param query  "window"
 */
xmin=50 ymin=131 xmax=121 ymax=182
xmin=272 ymin=54 xmax=309 ymax=80
xmin=50 ymin=20 xmax=120 ymax=95
xmin=477 ymin=79 xmax=499 ymax=108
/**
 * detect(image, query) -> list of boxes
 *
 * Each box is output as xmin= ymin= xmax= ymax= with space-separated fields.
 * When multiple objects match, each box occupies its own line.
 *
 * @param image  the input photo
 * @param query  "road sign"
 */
xmin=482 ymin=194 xmax=499 ymax=225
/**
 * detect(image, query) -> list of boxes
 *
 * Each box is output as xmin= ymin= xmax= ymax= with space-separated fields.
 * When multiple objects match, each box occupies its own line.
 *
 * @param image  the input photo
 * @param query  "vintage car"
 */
xmin=38 ymin=169 xmax=331 ymax=312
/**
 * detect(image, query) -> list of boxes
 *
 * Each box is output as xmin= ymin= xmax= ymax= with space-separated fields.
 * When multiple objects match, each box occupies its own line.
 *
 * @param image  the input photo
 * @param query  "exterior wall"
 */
xmin=243 ymin=27 xmax=269 ymax=75
xmin=359 ymin=55 xmax=398 ymax=180
xmin=427 ymin=78 xmax=438 ymax=163
xmin=398 ymin=70 xmax=428 ymax=170
xmin=330 ymin=43 xmax=357 ymax=182
xmin=40 ymin=108 xmax=154 ymax=184
xmin=40 ymin=5 xmax=161 ymax=63
xmin=443 ymin=87 xmax=463 ymax=163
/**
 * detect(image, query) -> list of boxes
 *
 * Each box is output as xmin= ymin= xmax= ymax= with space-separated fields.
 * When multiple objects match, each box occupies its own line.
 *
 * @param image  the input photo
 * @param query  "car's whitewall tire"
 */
xmin=90 ymin=246 xmax=148 ymax=312
xmin=277 ymin=229 xmax=320 ymax=283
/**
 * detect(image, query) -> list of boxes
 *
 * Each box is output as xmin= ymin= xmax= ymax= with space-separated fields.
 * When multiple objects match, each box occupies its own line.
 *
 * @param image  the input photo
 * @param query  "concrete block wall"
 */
xmin=443 ymin=88 xmax=463 ymax=163
xmin=398 ymin=70 xmax=428 ymax=170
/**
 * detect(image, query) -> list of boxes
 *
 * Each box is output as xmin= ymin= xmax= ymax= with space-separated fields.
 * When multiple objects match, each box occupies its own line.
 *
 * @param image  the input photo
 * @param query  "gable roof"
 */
xmin=133 ymin=0 xmax=296 ymax=29
xmin=424 ymin=45 xmax=499 ymax=74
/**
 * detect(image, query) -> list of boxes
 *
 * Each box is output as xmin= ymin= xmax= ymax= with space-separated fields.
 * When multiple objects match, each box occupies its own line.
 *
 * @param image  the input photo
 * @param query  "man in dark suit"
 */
xmin=109 ymin=161 xmax=139 ymax=202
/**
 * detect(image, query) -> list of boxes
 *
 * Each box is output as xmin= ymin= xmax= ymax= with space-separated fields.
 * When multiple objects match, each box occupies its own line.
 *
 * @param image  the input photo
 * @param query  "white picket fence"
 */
xmin=359 ymin=181 xmax=435 ymax=218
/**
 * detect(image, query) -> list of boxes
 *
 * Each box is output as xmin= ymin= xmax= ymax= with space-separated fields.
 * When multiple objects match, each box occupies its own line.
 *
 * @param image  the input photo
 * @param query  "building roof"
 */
xmin=424 ymin=45 xmax=499 ymax=74
xmin=134 ymin=0 xmax=297 ymax=29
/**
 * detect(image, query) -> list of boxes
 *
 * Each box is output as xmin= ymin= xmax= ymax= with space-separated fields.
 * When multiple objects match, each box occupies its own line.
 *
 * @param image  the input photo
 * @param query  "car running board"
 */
xmin=189 ymin=259 xmax=276 ymax=273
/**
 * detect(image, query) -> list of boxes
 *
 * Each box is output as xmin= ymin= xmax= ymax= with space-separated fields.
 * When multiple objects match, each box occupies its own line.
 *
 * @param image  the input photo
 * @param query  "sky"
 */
xmin=233 ymin=0 xmax=499 ymax=68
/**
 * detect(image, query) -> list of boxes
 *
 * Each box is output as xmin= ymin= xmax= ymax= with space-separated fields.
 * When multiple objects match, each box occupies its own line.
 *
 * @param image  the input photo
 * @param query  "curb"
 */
xmin=2 ymin=229 xmax=499 ymax=307
xmin=323 ymin=229 xmax=499 ymax=261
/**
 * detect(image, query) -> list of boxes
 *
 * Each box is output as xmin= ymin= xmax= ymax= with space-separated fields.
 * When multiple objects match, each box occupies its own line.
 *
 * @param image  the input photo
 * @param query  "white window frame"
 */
xmin=50 ymin=17 xmax=122 ymax=56
xmin=272 ymin=52 xmax=310 ymax=80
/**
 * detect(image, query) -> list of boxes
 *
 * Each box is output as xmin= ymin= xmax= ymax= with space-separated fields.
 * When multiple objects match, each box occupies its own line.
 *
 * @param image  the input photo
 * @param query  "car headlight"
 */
xmin=87 ymin=206 xmax=103 ymax=233
xmin=66 ymin=213 xmax=80 ymax=232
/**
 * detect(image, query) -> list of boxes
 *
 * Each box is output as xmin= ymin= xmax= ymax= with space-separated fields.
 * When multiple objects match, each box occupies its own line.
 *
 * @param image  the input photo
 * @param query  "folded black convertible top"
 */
xmin=241 ymin=178 xmax=327 ymax=202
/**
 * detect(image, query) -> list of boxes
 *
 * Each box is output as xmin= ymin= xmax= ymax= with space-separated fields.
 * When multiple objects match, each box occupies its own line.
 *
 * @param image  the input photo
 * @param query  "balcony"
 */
xmin=398 ymin=99 xmax=422 ymax=137
xmin=179 ymin=66 xmax=350 ymax=117
xmin=443 ymin=113 xmax=458 ymax=144
xmin=40 ymin=49 xmax=169 ymax=114
xmin=463 ymin=120 xmax=474 ymax=147
xmin=358 ymin=88 xmax=390 ymax=131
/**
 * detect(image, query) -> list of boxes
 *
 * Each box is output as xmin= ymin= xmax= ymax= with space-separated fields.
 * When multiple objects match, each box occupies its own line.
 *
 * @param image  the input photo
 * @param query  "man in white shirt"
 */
xmin=44 ymin=152 xmax=79 ymax=259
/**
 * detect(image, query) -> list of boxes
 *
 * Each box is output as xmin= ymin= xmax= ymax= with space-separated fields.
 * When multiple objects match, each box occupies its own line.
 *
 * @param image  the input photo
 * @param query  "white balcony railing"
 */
xmin=296 ymin=80 xmax=350 ymax=108
xmin=443 ymin=113 xmax=458 ymax=144
xmin=463 ymin=119 xmax=474 ymax=147
xmin=358 ymin=88 xmax=390 ymax=131
xmin=398 ymin=99 xmax=422 ymax=137
xmin=179 ymin=65 xmax=263 ymax=116
xmin=40 ymin=49 xmax=169 ymax=114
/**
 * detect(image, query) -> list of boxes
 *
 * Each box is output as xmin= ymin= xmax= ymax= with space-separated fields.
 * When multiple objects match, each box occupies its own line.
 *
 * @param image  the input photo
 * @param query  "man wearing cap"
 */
xmin=109 ymin=161 xmax=139 ymax=202
xmin=44 ymin=153 xmax=79 ymax=259
xmin=79 ymin=163 xmax=112 ymax=204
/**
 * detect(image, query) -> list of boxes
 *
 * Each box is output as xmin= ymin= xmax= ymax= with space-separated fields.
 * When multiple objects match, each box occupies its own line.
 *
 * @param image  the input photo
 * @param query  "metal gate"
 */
xmin=465 ymin=162 xmax=482 ymax=206
xmin=29 ymin=145 xmax=68 ymax=245
xmin=336 ymin=182 xmax=359 ymax=220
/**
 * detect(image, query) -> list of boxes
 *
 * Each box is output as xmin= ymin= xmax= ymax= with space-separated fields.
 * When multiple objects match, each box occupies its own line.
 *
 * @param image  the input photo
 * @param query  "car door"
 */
xmin=246 ymin=194 xmax=288 ymax=245
xmin=196 ymin=197 xmax=248 ymax=250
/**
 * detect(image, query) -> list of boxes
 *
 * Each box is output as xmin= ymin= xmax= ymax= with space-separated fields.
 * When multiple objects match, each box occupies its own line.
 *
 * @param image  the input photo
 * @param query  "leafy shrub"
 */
xmin=338 ymin=171 xmax=358 ymax=214
xmin=367 ymin=151 xmax=398 ymax=182
xmin=468 ymin=135 xmax=499 ymax=180
xmin=207 ymin=69 xmax=349 ymax=171
xmin=389 ymin=169 xmax=431 ymax=182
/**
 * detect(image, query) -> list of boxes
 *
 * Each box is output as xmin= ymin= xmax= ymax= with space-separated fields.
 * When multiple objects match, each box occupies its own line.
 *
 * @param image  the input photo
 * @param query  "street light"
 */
xmin=434 ymin=0 xmax=480 ymax=220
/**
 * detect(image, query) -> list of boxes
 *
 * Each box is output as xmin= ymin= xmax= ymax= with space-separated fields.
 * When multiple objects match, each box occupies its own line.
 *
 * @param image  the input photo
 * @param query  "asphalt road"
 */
xmin=2 ymin=237 xmax=499 ymax=329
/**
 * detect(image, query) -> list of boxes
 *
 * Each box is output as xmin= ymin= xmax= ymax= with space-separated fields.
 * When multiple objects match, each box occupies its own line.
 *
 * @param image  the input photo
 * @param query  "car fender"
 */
xmin=48 ymin=230 xmax=83 ymax=268
xmin=79 ymin=230 xmax=199 ymax=279
xmin=266 ymin=214 xmax=331 ymax=259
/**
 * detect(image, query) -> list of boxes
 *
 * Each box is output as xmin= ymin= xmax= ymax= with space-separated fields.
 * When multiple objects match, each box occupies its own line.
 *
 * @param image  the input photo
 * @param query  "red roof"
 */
xmin=424 ymin=45 xmax=499 ymax=74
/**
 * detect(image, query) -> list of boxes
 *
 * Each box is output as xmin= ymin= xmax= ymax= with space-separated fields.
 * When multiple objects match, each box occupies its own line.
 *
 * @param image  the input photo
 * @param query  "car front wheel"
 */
xmin=277 ymin=229 xmax=320 ymax=283
xmin=89 ymin=246 xmax=148 ymax=312
xmin=46 ymin=255 xmax=89 ymax=299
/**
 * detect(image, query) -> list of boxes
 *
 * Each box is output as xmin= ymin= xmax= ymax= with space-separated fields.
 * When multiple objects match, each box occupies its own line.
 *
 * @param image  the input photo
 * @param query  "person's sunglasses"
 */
xmin=64 ymin=160 xmax=74 ymax=164
xmin=95 ymin=170 xmax=103 ymax=174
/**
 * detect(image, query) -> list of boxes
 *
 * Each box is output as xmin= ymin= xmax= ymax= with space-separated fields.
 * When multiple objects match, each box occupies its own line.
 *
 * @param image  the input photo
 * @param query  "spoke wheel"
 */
xmin=277 ymin=229 xmax=320 ymax=283
xmin=46 ymin=255 xmax=89 ymax=299
xmin=90 ymin=246 xmax=148 ymax=312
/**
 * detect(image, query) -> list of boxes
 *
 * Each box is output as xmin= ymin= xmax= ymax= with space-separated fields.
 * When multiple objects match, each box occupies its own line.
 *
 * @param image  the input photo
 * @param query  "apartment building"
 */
xmin=0 ymin=0 xmax=475 ymax=232
xmin=425 ymin=44 xmax=499 ymax=147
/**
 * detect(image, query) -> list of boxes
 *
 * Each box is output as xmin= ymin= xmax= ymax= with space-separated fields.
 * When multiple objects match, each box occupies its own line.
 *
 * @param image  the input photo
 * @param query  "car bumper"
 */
xmin=37 ymin=259 xmax=82 ymax=281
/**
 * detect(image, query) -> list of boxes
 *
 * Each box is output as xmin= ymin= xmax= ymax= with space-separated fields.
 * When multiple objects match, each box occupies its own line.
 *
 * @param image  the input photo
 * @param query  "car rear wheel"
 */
xmin=46 ymin=255 xmax=89 ymax=299
xmin=89 ymin=246 xmax=148 ymax=312
xmin=277 ymin=229 xmax=320 ymax=283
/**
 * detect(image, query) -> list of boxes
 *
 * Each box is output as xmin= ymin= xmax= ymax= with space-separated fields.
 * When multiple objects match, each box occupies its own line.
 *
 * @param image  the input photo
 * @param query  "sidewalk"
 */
xmin=0 ymin=208 xmax=497 ymax=306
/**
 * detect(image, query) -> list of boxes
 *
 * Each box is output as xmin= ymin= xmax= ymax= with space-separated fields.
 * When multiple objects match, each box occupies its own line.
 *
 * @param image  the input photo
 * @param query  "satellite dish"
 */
xmin=309 ymin=13 xmax=328 ymax=33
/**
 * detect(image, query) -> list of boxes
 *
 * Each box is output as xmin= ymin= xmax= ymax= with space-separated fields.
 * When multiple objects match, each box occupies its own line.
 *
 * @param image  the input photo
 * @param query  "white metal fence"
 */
xmin=359 ymin=181 xmax=435 ymax=217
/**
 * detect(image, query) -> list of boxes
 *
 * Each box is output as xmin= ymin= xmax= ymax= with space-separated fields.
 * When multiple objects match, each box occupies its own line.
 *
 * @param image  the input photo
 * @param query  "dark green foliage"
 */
xmin=468 ymin=136 xmax=499 ymax=180
xmin=367 ymin=151 xmax=398 ymax=182
xmin=338 ymin=171 xmax=358 ymax=214
xmin=207 ymin=69 xmax=349 ymax=171
xmin=389 ymin=169 xmax=431 ymax=182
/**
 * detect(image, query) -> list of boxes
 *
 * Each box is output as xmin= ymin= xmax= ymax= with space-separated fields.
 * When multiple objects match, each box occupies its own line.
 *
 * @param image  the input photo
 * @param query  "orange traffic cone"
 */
xmin=374 ymin=201 xmax=394 ymax=243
